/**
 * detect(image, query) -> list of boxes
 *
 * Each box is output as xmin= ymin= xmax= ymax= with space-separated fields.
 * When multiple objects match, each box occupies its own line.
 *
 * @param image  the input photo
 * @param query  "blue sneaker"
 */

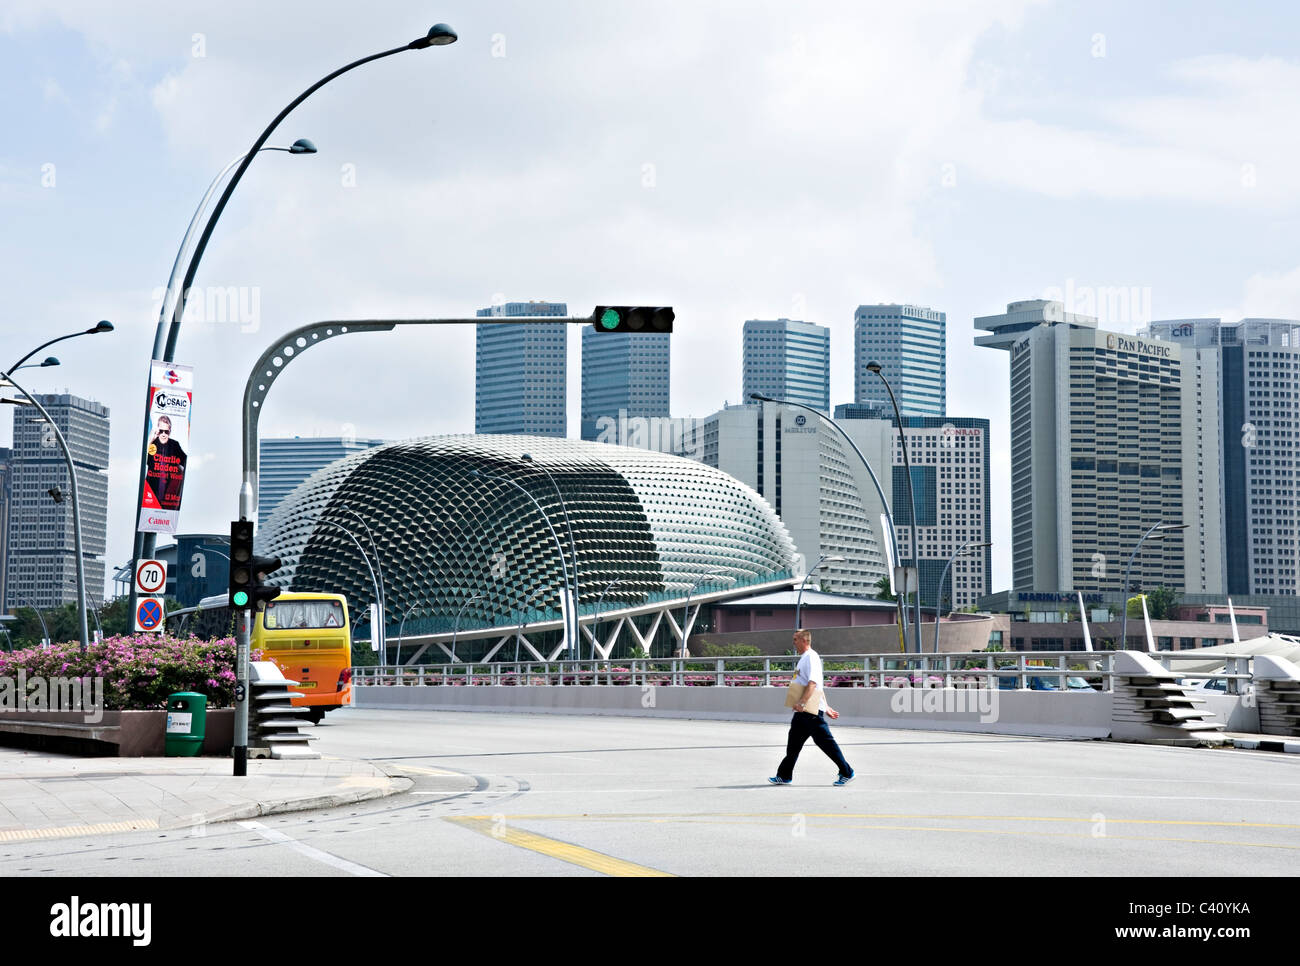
xmin=833 ymin=771 xmax=855 ymax=786
xmin=768 ymin=776 xmax=791 ymax=784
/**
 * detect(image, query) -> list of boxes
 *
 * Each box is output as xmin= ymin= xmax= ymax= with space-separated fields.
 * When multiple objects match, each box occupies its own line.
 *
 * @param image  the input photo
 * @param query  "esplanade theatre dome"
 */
xmin=258 ymin=435 xmax=797 ymax=649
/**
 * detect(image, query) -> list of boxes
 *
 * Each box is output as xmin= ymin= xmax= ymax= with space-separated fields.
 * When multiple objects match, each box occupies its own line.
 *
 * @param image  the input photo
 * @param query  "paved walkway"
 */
xmin=0 ymin=749 xmax=411 ymax=841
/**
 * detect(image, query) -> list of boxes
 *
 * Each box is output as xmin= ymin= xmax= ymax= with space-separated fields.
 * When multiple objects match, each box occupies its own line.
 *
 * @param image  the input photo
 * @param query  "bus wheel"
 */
xmin=307 ymin=708 xmax=325 ymax=725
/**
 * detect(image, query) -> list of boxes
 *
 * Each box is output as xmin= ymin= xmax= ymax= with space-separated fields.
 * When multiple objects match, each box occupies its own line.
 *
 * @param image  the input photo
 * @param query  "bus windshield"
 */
xmin=263 ymin=599 xmax=345 ymax=630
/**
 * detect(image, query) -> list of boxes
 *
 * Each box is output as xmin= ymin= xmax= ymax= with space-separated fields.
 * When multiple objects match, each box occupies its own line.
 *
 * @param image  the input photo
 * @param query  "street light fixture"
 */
xmin=795 ymin=554 xmax=845 ymax=631
xmin=450 ymin=594 xmax=485 ymax=665
xmin=17 ymin=596 xmax=50 ymax=648
xmin=6 ymin=322 xmax=113 ymax=376
xmin=865 ymin=362 xmax=922 ymax=654
xmin=309 ymin=517 xmax=382 ymax=654
xmin=681 ymin=573 xmax=726 ymax=658
xmin=933 ymin=541 xmax=991 ymax=652
xmin=1119 ymin=522 xmax=1187 ymax=650
xmin=515 ymin=585 xmax=551 ymax=664
xmin=13 ymin=357 xmax=60 ymax=372
xmin=591 ymin=578 xmax=629 ymax=661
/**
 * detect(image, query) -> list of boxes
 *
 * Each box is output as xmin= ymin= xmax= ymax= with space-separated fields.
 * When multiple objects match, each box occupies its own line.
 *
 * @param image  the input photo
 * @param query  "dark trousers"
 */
xmin=777 ymin=710 xmax=852 ymax=780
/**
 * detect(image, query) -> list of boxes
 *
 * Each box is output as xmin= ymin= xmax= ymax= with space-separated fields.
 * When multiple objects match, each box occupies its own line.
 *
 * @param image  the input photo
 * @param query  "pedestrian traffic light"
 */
xmin=592 ymin=306 xmax=674 ymax=333
xmin=229 ymin=519 xmax=283 ymax=611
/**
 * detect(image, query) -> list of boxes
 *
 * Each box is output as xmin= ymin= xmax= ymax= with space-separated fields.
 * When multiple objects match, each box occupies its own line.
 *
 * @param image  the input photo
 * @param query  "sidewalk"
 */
xmin=0 ymin=748 xmax=411 ymax=841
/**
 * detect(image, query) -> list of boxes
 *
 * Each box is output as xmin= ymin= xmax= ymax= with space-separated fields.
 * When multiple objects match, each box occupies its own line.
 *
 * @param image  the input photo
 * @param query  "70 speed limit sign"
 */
xmin=135 ymin=559 xmax=168 ymax=596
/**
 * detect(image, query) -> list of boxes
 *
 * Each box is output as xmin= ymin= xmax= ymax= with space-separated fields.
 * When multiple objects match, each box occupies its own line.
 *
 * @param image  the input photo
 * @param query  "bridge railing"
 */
xmin=351 ymin=650 xmax=1255 ymax=692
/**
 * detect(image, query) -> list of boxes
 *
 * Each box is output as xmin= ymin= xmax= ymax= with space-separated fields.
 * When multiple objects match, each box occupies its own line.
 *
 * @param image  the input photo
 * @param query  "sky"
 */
xmin=2 ymin=0 xmax=1299 ymax=595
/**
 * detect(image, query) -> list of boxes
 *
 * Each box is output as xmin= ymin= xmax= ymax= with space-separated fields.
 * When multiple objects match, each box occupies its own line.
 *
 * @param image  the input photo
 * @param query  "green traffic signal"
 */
xmin=233 ymin=590 xmax=249 ymax=607
xmin=599 ymin=308 xmax=621 ymax=330
xmin=592 ymin=305 xmax=674 ymax=333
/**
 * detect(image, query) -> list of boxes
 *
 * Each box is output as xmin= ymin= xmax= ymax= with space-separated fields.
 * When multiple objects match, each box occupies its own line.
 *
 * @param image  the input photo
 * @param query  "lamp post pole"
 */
xmin=472 ymin=469 xmax=573 ymax=661
xmin=17 ymin=596 xmax=50 ymax=648
xmin=2 ymin=373 xmax=92 ymax=651
xmin=311 ymin=518 xmax=381 ymax=654
xmin=866 ymin=364 xmax=922 ymax=654
xmin=131 ymin=23 xmax=458 ymax=627
xmin=933 ymin=541 xmax=991 ymax=653
xmin=521 ymin=454 xmax=580 ymax=661
xmin=591 ymin=578 xmax=628 ymax=661
xmin=795 ymin=554 xmax=845 ymax=631
xmin=1120 ymin=522 xmax=1186 ymax=651
xmin=750 ymin=393 xmax=908 ymax=651
xmin=515 ymin=586 xmax=550 ymax=664
xmin=681 ymin=574 xmax=725 ymax=658
xmin=450 ymin=595 xmax=484 ymax=665
xmin=336 ymin=504 xmax=386 ymax=660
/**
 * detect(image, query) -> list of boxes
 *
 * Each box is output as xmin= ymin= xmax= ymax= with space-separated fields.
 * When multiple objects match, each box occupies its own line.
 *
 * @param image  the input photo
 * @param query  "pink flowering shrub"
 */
xmin=0 ymin=634 xmax=256 ymax=710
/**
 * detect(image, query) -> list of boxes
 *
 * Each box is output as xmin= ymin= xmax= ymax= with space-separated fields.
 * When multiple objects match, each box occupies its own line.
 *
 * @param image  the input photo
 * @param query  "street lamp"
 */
xmin=681 ymin=573 xmax=726 ymax=658
xmin=1119 ymin=522 xmax=1187 ymax=650
xmin=450 ymin=594 xmax=485 ymax=665
xmin=472 ymin=468 xmax=575 ymax=659
xmin=749 ymin=393 xmax=909 ymax=651
xmin=335 ymin=504 xmax=386 ymax=657
xmin=865 ymin=362 xmax=922 ymax=654
xmin=17 ymin=596 xmax=50 ymax=648
xmin=515 ymin=586 xmax=551 ymax=664
xmin=310 ymin=517 xmax=382 ymax=652
xmin=1 ymin=373 xmax=97 ymax=651
xmin=13 ymin=357 xmax=60 ymax=372
xmin=795 ymin=554 xmax=845 ymax=630
xmin=933 ymin=541 xmax=991 ymax=652
xmin=520 ymin=453 xmax=580 ymax=657
xmin=6 ymin=322 xmax=113 ymax=376
xmin=591 ymin=578 xmax=629 ymax=660
xmin=133 ymin=22 xmax=459 ymax=630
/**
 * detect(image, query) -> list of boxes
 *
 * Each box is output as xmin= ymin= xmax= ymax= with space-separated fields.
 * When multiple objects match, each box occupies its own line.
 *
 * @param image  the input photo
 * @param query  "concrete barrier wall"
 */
xmin=358 ymin=684 xmax=1113 ymax=739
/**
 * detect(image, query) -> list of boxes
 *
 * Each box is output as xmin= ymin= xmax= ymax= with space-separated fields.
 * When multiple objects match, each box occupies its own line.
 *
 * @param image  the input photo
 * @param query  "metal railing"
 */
xmin=352 ymin=650 xmax=1258 ymax=693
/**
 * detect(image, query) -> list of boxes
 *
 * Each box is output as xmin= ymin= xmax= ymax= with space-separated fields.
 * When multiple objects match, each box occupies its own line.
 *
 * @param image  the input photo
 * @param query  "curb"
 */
xmin=1230 ymin=738 xmax=1300 ymax=754
xmin=168 ymin=774 xmax=414 ymax=829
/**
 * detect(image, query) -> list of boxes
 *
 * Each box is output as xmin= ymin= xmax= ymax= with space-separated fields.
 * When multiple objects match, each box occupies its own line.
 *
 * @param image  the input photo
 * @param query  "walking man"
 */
xmin=770 ymin=629 xmax=855 ymax=785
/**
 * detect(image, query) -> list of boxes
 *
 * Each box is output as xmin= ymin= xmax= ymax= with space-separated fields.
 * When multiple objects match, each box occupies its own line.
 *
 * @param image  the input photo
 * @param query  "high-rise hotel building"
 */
xmin=976 ymin=300 xmax=1186 ymax=595
xmin=1142 ymin=318 xmax=1299 ymax=597
xmin=741 ymin=319 xmax=830 ymax=412
xmin=855 ymin=304 xmax=946 ymax=417
xmin=475 ymin=301 xmax=568 ymax=436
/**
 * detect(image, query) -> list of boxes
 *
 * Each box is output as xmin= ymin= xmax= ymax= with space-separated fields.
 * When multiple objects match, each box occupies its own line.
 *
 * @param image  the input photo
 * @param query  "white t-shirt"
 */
xmin=794 ymin=648 xmax=823 ymax=688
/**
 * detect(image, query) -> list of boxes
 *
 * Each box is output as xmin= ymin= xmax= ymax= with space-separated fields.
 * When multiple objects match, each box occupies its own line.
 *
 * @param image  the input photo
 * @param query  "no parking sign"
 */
xmin=135 ymin=597 xmax=165 ymax=633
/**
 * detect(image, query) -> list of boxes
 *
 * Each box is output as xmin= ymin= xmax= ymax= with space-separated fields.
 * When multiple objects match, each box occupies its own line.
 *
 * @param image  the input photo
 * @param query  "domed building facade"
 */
xmin=257 ymin=435 xmax=798 ymax=660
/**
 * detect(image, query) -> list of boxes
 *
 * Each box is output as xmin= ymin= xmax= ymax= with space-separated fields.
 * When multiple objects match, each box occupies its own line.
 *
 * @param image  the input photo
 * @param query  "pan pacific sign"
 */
xmin=1103 ymin=332 xmax=1173 ymax=358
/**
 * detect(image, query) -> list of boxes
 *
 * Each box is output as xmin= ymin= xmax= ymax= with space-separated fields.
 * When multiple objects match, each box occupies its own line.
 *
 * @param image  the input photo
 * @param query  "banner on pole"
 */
xmin=137 ymin=361 xmax=194 ymax=534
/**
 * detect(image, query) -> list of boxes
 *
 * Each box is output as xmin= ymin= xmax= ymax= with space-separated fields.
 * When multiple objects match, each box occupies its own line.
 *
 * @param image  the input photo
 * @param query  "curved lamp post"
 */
xmin=933 ymin=540 xmax=991 ymax=653
xmin=681 ymin=573 xmax=726 ymax=658
xmin=514 ymin=585 xmax=551 ymax=664
xmin=6 ymin=322 xmax=113 ymax=376
xmin=311 ymin=517 xmax=382 ymax=653
xmin=795 ymin=554 xmax=845 ymax=631
xmin=521 ymin=453 xmax=580 ymax=654
xmin=749 ymin=393 xmax=909 ymax=651
xmin=13 ymin=357 xmax=60 ymax=372
xmin=132 ymin=22 xmax=457 ymax=614
xmin=1119 ymin=522 xmax=1186 ymax=650
xmin=472 ymin=468 xmax=574 ymax=659
xmin=2 ymin=372 xmax=95 ymax=651
xmin=17 ymin=596 xmax=50 ymax=648
xmin=128 ymin=140 xmax=316 ymax=621
xmin=865 ymin=362 xmax=922 ymax=654
xmin=450 ymin=594 xmax=484 ymax=665
xmin=335 ymin=504 xmax=386 ymax=656
xmin=591 ymin=578 xmax=629 ymax=660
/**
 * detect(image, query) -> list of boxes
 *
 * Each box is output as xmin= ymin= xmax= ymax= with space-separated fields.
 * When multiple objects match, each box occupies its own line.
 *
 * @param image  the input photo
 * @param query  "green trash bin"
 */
xmin=165 ymin=692 xmax=207 ymax=757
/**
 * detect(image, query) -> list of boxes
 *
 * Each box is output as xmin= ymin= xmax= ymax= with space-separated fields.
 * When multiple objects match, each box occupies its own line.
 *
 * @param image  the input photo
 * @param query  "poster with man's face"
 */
xmin=137 ymin=361 xmax=193 ymax=534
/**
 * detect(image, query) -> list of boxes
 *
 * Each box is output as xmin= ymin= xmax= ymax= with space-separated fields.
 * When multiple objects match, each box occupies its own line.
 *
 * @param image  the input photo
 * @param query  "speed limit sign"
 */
xmin=135 ymin=558 xmax=168 ymax=596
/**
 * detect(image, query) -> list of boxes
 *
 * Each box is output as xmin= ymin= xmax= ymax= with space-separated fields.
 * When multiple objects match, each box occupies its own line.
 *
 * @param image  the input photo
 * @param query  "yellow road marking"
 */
xmin=446 ymin=816 xmax=674 ymax=876
xmin=0 ymin=819 xmax=159 ymax=842
xmin=475 ymin=811 xmax=1300 ymax=831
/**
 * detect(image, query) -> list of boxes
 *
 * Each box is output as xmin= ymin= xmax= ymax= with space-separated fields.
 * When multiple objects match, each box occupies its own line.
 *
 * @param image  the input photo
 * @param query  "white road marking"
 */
xmin=238 ymin=820 xmax=387 ymax=877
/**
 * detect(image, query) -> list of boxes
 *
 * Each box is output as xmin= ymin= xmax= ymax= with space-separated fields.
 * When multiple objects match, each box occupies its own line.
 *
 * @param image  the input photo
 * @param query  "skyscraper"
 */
xmin=1142 ymin=317 xmax=1300 ymax=597
xmin=854 ymin=303 xmax=947 ymax=416
xmin=837 ymin=410 xmax=993 ymax=610
xmin=258 ymin=436 xmax=386 ymax=530
xmin=741 ymin=319 xmax=830 ymax=412
xmin=5 ymin=394 xmax=109 ymax=609
xmin=476 ymin=301 xmax=568 ymax=436
xmin=0 ymin=448 xmax=10 ymax=611
xmin=977 ymin=300 xmax=1186 ymax=595
xmin=580 ymin=327 xmax=671 ymax=442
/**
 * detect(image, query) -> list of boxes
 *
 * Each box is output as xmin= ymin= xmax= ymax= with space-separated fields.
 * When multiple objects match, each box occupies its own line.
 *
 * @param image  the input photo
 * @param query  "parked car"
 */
xmin=995 ymin=668 xmax=1096 ymax=691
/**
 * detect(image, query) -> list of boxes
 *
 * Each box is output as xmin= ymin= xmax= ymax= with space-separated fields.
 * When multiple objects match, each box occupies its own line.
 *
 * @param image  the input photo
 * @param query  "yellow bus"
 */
xmin=169 ymin=591 xmax=353 ymax=724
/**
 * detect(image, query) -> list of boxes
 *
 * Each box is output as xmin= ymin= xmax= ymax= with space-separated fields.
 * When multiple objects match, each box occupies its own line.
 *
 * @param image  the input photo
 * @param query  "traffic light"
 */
xmin=592 ymin=306 xmax=674 ymax=333
xmin=229 ymin=519 xmax=283 ymax=611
